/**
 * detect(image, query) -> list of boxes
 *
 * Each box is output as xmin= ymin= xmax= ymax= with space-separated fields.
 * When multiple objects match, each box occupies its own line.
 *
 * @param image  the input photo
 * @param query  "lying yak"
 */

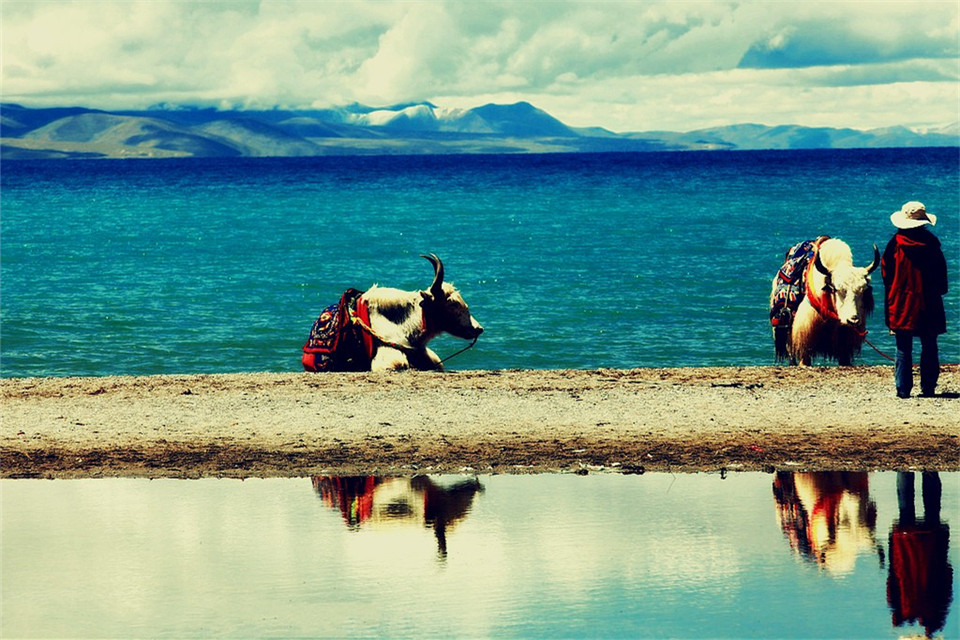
xmin=770 ymin=237 xmax=879 ymax=365
xmin=303 ymin=254 xmax=483 ymax=372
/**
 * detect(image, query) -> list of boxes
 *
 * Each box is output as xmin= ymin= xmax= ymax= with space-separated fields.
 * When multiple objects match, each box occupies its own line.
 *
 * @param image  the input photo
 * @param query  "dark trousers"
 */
xmin=894 ymin=330 xmax=940 ymax=396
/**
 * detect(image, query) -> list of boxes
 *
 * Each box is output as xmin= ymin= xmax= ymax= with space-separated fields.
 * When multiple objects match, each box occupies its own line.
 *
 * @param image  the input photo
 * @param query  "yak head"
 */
xmin=419 ymin=254 xmax=484 ymax=340
xmin=813 ymin=238 xmax=880 ymax=328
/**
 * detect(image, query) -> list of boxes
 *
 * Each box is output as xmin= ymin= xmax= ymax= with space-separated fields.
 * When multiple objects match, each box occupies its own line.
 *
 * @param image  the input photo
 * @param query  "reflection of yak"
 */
xmin=311 ymin=475 xmax=484 ymax=557
xmin=773 ymin=471 xmax=878 ymax=574
xmin=888 ymin=472 xmax=953 ymax=639
xmin=312 ymin=476 xmax=381 ymax=529
xmin=412 ymin=475 xmax=483 ymax=556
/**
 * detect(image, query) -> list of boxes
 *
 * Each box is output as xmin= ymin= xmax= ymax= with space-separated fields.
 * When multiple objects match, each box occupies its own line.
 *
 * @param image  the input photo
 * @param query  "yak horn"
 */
xmin=813 ymin=250 xmax=831 ymax=277
xmin=866 ymin=244 xmax=880 ymax=273
xmin=421 ymin=253 xmax=444 ymax=298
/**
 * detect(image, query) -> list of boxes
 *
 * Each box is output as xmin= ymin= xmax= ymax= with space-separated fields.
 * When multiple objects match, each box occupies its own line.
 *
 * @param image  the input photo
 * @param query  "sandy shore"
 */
xmin=2 ymin=365 xmax=957 ymax=479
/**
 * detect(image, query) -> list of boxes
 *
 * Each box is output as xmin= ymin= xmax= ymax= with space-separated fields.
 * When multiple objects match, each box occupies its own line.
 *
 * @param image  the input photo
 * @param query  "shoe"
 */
xmin=897 ymin=390 xmax=911 ymax=399
xmin=920 ymin=389 xmax=936 ymax=398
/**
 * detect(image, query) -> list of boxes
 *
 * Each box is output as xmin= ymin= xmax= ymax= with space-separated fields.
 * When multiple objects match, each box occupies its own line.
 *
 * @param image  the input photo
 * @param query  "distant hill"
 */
xmin=1 ymin=101 xmax=956 ymax=159
xmin=20 ymin=112 xmax=242 ymax=158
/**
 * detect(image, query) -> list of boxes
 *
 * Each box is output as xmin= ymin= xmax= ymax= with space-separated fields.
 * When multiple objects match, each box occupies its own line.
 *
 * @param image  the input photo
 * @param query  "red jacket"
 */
xmin=881 ymin=228 xmax=948 ymax=334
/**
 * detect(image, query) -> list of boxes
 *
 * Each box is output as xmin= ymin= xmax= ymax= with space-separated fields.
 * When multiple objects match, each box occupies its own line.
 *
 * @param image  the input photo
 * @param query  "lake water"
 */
xmin=2 ymin=471 xmax=957 ymax=638
xmin=2 ymin=149 xmax=957 ymax=377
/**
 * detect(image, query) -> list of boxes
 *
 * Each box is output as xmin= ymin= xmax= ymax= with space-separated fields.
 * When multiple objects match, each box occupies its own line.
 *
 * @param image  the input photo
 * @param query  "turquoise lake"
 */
xmin=2 ymin=148 xmax=957 ymax=377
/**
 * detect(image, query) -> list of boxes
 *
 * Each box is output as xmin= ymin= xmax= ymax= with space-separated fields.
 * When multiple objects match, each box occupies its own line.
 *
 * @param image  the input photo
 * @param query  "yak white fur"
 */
xmin=362 ymin=275 xmax=483 ymax=371
xmin=772 ymin=238 xmax=878 ymax=366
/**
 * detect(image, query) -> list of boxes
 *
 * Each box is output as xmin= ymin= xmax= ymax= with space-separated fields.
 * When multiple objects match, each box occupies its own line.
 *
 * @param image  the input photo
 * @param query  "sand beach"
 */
xmin=2 ymin=365 xmax=957 ymax=479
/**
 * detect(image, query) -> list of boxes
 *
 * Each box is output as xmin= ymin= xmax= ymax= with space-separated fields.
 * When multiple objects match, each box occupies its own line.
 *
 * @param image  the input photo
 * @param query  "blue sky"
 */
xmin=2 ymin=1 xmax=957 ymax=132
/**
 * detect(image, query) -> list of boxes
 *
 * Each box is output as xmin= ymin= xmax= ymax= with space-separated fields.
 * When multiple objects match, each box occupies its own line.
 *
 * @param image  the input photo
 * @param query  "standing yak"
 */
xmin=770 ymin=237 xmax=880 ymax=365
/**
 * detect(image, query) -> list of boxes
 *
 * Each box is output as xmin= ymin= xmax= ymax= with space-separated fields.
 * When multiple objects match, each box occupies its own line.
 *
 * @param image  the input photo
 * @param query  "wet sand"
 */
xmin=2 ymin=365 xmax=958 ymax=479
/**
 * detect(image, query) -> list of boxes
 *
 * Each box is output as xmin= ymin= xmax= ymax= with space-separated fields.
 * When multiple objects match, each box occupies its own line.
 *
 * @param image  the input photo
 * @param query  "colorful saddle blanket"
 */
xmin=302 ymin=288 xmax=373 ymax=372
xmin=770 ymin=239 xmax=817 ymax=329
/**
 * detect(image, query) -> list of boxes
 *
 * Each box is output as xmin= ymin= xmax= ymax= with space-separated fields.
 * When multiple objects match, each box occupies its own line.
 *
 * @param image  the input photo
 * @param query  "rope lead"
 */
xmin=864 ymin=334 xmax=921 ymax=368
xmin=438 ymin=336 xmax=478 ymax=365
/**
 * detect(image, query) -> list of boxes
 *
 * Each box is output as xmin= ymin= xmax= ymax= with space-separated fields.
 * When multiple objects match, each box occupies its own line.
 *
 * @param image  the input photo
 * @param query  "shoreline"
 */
xmin=2 ymin=365 xmax=958 ymax=479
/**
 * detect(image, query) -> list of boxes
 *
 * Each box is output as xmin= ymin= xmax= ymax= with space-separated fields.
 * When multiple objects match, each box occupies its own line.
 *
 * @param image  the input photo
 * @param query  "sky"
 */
xmin=2 ymin=1 xmax=958 ymax=133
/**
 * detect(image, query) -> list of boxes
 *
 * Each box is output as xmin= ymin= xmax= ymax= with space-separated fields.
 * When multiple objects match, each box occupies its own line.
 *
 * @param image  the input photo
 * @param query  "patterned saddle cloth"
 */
xmin=770 ymin=238 xmax=830 ymax=361
xmin=770 ymin=239 xmax=817 ymax=328
xmin=302 ymin=288 xmax=372 ymax=372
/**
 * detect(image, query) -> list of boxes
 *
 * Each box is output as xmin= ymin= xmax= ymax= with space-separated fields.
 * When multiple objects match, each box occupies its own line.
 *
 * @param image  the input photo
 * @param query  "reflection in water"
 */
xmin=773 ymin=471 xmax=956 ymax=638
xmin=772 ymin=471 xmax=878 ymax=574
xmin=312 ymin=475 xmax=484 ymax=558
xmin=3 ymin=472 xmax=956 ymax=638
xmin=888 ymin=472 xmax=953 ymax=638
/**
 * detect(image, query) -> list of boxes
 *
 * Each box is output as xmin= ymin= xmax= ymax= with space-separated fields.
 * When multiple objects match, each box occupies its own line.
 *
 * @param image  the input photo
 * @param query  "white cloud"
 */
xmin=523 ymin=67 xmax=958 ymax=132
xmin=1 ymin=0 xmax=957 ymax=131
xmin=354 ymin=3 xmax=464 ymax=104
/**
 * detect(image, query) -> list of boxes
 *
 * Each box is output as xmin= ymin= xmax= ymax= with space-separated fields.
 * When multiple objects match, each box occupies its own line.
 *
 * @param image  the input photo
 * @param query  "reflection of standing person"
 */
xmin=881 ymin=201 xmax=948 ymax=398
xmin=888 ymin=472 xmax=953 ymax=638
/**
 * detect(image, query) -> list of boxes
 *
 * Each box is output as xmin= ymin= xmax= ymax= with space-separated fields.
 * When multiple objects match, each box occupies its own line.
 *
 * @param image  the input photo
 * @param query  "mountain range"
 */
xmin=2 ymin=101 xmax=956 ymax=160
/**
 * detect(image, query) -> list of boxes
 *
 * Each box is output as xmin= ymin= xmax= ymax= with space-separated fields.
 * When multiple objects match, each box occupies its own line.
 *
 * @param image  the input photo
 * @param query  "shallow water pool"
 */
xmin=2 ymin=472 xmax=957 ymax=638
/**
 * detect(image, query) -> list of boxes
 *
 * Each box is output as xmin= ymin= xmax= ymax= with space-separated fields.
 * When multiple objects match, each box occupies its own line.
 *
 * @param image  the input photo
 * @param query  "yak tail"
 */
xmin=774 ymin=326 xmax=792 ymax=362
xmin=771 ymin=304 xmax=794 ymax=362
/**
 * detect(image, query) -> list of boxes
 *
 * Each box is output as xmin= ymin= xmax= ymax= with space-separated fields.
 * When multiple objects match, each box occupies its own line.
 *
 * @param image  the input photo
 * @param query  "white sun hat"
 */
xmin=891 ymin=201 xmax=937 ymax=229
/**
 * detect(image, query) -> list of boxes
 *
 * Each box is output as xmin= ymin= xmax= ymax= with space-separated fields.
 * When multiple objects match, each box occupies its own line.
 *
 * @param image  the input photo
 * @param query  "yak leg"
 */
xmin=835 ymin=327 xmax=854 ymax=366
xmin=426 ymin=348 xmax=444 ymax=371
xmin=837 ymin=346 xmax=855 ymax=366
xmin=371 ymin=346 xmax=444 ymax=371
xmin=408 ymin=347 xmax=444 ymax=371
xmin=793 ymin=337 xmax=812 ymax=366
xmin=371 ymin=347 xmax=411 ymax=371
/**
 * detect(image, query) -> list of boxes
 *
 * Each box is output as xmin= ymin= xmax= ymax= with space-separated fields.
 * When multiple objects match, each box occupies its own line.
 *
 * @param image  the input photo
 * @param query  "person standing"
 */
xmin=881 ymin=201 xmax=948 ymax=398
